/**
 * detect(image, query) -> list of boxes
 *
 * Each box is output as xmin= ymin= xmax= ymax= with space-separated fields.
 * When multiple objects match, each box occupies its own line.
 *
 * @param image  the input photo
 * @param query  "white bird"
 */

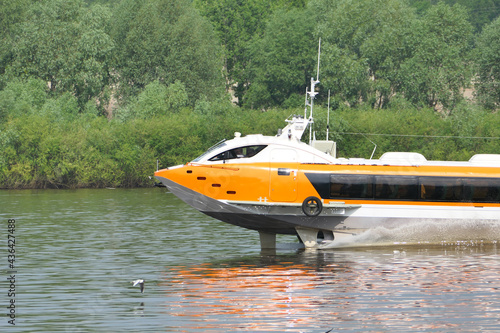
xmin=132 ymin=279 xmax=145 ymax=293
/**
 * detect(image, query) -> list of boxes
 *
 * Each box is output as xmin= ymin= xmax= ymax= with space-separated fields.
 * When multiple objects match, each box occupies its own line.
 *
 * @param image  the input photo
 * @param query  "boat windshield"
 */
xmin=192 ymin=140 xmax=227 ymax=162
xmin=209 ymin=145 xmax=267 ymax=161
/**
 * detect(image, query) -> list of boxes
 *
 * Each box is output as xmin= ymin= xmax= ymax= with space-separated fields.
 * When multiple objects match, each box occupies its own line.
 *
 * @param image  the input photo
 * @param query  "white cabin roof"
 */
xmin=192 ymin=130 xmax=500 ymax=169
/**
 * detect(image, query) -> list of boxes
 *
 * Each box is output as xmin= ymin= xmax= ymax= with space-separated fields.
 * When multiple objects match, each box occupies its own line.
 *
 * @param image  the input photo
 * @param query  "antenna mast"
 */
xmin=326 ymin=89 xmax=330 ymax=141
xmin=281 ymin=38 xmax=321 ymax=143
xmin=308 ymin=38 xmax=321 ymax=145
xmin=317 ymin=37 xmax=321 ymax=81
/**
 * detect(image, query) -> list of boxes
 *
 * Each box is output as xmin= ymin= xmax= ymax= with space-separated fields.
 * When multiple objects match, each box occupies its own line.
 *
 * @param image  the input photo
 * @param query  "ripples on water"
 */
xmin=322 ymin=219 xmax=500 ymax=249
xmin=1 ymin=189 xmax=499 ymax=332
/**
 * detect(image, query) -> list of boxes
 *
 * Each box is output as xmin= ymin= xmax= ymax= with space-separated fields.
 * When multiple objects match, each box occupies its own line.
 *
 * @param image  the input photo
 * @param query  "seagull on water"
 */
xmin=132 ymin=279 xmax=145 ymax=293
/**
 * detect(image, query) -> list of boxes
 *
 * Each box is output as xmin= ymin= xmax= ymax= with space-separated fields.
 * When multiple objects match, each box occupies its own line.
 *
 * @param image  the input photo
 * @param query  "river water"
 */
xmin=1 ymin=188 xmax=500 ymax=332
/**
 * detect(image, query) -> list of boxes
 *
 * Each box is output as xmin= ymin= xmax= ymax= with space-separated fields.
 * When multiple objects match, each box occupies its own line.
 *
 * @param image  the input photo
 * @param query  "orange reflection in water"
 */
xmin=161 ymin=261 xmax=342 ymax=331
xmin=159 ymin=245 xmax=500 ymax=332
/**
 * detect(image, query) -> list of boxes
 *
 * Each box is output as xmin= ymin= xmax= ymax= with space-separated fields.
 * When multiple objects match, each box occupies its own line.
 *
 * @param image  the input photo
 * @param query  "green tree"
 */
xmin=396 ymin=3 xmax=474 ymax=110
xmin=112 ymin=0 xmax=225 ymax=105
xmin=244 ymin=8 xmax=316 ymax=109
xmin=0 ymin=0 xmax=31 ymax=87
xmin=312 ymin=0 xmax=417 ymax=108
xmin=410 ymin=0 xmax=500 ymax=32
xmin=408 ymin=0 xmax=434 ymax=15
xmin=0 ymin=78 xmax=47 ymax=122
xmin=475 ymin=17 xmax=500 ymax=109
xmin=358 ymin=1 xmax=417 ymax=108
xmin=117 ymin=80 xmax=189 ymax=120
xmin=449 ymin=0 xmax=500 ymax=32
xmin=194 ymin=0 xmax=306 ymax=105
xmin=194 ymin=0 xmax=269 ymax=105
xmin=3 ymin=0 xmax=115 ymax=110
xmin=0 ymin=0 xmax=30 ymax=35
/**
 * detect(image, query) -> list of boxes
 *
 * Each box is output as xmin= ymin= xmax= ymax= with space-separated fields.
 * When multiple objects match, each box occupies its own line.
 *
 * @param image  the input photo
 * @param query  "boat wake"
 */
xmin=321 ymin=219 xmax=500 ymax=249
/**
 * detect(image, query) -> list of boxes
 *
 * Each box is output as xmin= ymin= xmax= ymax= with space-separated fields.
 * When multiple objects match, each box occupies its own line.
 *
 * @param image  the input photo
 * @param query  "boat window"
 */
xmin=208 ymin=145 xmax=267 ymax=161
xmin=330 ymin=175 xmax=374 ymax=199
xmin=324 ymin=174 xmax=500 ymax=203
xmin=463 ymin=178 xmax=500 ymax=203
xmin=374 ymin=176 xmax=419 ymax=200
xmin=420 ymin=177 xmax=463 ymax=201
xmin=192 ymin=141 xmax=227 ymax=162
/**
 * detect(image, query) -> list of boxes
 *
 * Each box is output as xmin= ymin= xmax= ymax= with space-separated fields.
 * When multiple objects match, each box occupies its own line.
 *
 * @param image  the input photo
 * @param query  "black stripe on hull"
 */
xmin=304 ymin=173 xmax=330 ymax=199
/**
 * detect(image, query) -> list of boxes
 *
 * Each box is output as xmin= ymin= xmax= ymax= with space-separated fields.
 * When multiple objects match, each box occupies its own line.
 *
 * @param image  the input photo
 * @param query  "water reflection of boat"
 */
xmin=155 ymin=62 xmax=500 ymax=250
xmin=163 ymin=252 xmax=347 ymax=331
xmin=162 ymin=245 xmax=500 ymax=332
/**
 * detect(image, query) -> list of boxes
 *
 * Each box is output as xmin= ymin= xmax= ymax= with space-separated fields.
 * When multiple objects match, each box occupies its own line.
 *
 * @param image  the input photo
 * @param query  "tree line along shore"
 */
xmin=0 ymin=0 xmax=499 ymax=188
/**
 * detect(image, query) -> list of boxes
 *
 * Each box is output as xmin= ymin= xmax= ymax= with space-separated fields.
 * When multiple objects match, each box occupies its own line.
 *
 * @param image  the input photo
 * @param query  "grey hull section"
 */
xmin=155 ymin=176 xmax=348 ymax=234
xmin=203 ymin=212 xmax=348 ymax=235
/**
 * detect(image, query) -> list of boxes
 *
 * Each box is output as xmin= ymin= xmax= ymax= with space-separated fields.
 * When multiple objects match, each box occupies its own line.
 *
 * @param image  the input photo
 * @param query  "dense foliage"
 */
xmin=475 ymin=17 xmax=500 ymax=109
xmin=3 ymin=0 xmax=115 ymax=109
xmin=0 ymin=0 xmax=499 ymax=188
xmin=111 ymin=0 xmax=225 ymax=104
